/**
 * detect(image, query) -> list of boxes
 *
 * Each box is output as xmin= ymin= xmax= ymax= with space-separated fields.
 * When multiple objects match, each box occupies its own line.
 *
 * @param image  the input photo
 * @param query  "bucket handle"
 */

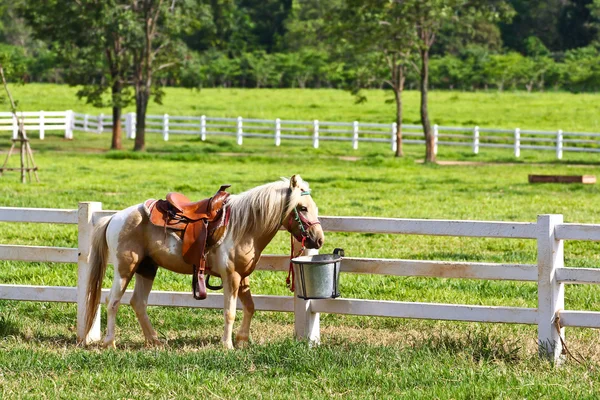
xmin=333 ymin=248 xmax=345 ymax=258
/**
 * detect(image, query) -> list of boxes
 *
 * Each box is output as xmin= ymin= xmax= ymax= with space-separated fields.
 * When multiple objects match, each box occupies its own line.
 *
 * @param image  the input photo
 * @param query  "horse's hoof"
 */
xmin=145 ymin=338 xmax=164 ymax=348
xmin=102 ymin=339 xmax=116 ymax=349
xmin=235 ymin=334 xmax=250 ymax=349
xmin=235 ymin=340 xmax=250 ymax=349
xmin=222 ymin=340 xmax=234 ymax=350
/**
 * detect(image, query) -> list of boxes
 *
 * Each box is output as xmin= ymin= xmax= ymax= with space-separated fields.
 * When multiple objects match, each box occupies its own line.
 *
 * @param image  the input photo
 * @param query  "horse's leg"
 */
xmin=221 ymin=270 xmax=241 ymax=349
xmin=235 ymin=276 xmax=254 ymax=348
xmin=130 ymin=257 xmax=161 ymax=346
xmin=102 ymin=253 xmax=141 ymax=348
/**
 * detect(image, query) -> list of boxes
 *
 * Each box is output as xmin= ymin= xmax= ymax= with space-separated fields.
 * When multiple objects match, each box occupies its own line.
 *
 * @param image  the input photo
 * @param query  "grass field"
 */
xmin=2 ymin=86 xmax=600 ymax=398
xmin=7 ymin=83 xmax=600 ymax=132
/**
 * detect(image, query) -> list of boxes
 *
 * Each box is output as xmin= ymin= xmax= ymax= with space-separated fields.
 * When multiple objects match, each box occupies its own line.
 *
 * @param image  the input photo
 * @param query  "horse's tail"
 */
xmin=81 ymin=216 xmax=111 ymax=343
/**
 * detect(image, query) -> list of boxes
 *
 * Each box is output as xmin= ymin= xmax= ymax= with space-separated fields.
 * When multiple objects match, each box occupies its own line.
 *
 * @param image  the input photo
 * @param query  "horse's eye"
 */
xmin=299 ymin=206 xmax=308 ymax=212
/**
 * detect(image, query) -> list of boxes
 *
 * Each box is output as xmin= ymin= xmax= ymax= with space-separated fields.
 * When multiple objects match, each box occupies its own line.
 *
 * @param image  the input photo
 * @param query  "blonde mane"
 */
xmin=226 ymin=177 xmax=309 ymax=242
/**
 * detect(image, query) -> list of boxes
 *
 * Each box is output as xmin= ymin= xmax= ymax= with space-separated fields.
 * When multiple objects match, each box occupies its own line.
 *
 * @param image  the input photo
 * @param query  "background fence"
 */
xmin=0 ymin=111 xmax=73 ymax=139
xmin=2 ymin=204 xmax=600 ymax=362
xmin=2 ymin=110 xmax=600 ymax=158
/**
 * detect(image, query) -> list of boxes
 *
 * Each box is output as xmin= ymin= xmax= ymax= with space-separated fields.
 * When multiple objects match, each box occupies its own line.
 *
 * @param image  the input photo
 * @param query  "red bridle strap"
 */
xmin=285 ymin=207 xmax=320 ymax=292
xmin=286 ymin=235 xmax=306 ymax=292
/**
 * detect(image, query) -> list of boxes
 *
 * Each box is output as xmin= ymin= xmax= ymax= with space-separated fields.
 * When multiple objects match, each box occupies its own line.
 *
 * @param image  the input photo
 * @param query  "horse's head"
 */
xmin=282 ymin=174 xmax=325 ymax=249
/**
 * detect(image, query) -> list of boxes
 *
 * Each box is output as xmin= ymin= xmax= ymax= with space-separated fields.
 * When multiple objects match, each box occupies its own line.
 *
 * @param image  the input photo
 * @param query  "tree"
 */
xmin=558 ymin=0 xmax=597 ymax=49
xmin=589 ymin=0 xmax=600 ymax=43
xmin=21 ymin=0 xmax=133 ymax=150
xmin=562 ymin=46 xmax=600 ymax=92
xmin=433 ymin=19 xmax=503 ymax=56
xmin=484 ymin=52 xmax=523 ymax=91
xmin=23 ymin=1 xmax=202 ymax=151
xmin=334 ymin=0 xmax=416 ymax=157
xmin=0 ymin=1 xmax=33 ymax=49
xmin=127 ymin=0 xmax=199 ymax=151
xmin=405 ymin=0 xmax=514 ymax=162
xmin=201 ymin=49 xmax=242 ymax=87
xmin=243 ymin=51 xmax=276 ymax=87
xmin=238 ymin=0 xmax=293 ymax=52
xmin=430 ymin=55 xmax=467 ymax=89
xmin=521 ymin=39 xmax=555 ymax=92
xmin=499 ymin=0 xmax=564 ymax=52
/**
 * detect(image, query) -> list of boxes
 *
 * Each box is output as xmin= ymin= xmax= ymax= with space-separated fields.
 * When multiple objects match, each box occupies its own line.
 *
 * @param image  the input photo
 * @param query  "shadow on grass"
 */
xmin=0 ymin=312 xmax=21 ymax=337
xmin=3 ymin=330 xmax=225 ymax=350
xmin=408 ymin=330 xmax=523 ymax=364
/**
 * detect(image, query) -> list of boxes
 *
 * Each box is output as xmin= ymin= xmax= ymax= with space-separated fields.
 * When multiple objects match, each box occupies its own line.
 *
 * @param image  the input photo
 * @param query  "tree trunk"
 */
xmin=394 ymin=87 xmax=403 ymax=157
xmin=111 ymin=106 xmax=122 ymax=150
xmin=133 ymin=84 xmax=149 ymax=151
xmin=133 ymin=3 xmax=155 ymax=152
xmin=110 ymin=80 xmax=123 ymax=150
xmin=420 ymin=48 xmax=434 ymax=163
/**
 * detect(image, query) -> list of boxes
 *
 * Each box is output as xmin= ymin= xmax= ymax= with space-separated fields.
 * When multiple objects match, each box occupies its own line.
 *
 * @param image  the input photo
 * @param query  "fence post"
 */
xmin=83 ymin=114 xmax=89 ymax=132
xmin=537 ymin=214 xmax=565 ymax=363
xmin=275 ymin=118 xmax=281 ymax=146
xmin=76 ymin=201 xmax=103 ymax=345
xmin=237 ymin=116 xmax=243 ymax=145
xmin=12 ymin=113 xmax=18 ymax=140
xmin=65 ymin=110 xmax=74 ymax=139
xmin=125 ymin=113 xmax=131 ymax=139
xmin=162 ymin=113 xmax=169 ymax=141
xmin=313 ymin=120 xmax=319 ymax=149
xmin=352 ymin=121 xmax=359 ymax=150
xmin=514 ymin=128 xmax=521 ymax=157
xmin=200 ymin=115 xmax=206 ymax=141
xmin=556 ymin=130 xmax=563 ymax=160
xmin=294 ymin=246 xmax=320 ymax=345
xmin=391 ymin=123 xmax=397 ymax=152
xmin=433 ymin=124 xmax=439 ymax=155
xmin=125 ymin=112 xmax=136 ymax=139
xmin=39 ymin=111 xmax=45 ymax=140
xmin=473 ymin=126 xmax=479 ymax=154
xmin=97 ymin=113 xmax=104 ymax=134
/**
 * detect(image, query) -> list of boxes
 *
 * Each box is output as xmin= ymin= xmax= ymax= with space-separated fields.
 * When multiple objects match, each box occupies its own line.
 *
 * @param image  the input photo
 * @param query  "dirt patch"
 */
xmin=338 ymin=156 xmax=360 ymax=162
xmin=416 ymin=159 xmax=504 ymax=166
xmin=416 ymin=159 xmax=600 ymax=168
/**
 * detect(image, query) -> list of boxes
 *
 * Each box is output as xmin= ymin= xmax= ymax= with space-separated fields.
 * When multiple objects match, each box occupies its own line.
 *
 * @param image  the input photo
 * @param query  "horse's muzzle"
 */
xmin=305 ymin=227 xmax=324 ymax=249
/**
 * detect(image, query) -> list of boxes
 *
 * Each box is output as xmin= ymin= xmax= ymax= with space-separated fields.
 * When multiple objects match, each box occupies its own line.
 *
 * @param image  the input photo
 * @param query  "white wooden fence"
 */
xmin=2 ymin=204 xmax=600 ymax=362
xmin=3 ymin=111 xmax=598 ymax=159
xmin=0 ymin=111 xmax=74 ymax=140
xmin=71 ymin=112 xmax=600 ymax=159
xmin=72 ymin=112 xmax=600 ymax=159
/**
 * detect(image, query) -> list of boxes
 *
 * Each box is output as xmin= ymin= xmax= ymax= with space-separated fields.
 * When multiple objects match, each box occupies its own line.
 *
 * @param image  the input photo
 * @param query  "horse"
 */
xmin=81 ymin=175 xmax=324 ymax=349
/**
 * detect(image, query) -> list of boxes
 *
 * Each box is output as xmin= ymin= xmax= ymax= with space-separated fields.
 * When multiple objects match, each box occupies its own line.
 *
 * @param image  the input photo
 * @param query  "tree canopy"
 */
xmin=1 ymin=0 xmax=597 ymax=93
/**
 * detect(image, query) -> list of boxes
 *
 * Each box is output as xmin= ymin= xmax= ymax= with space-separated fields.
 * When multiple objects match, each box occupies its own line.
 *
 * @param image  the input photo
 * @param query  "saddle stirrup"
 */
xmin=192 ymin=264 xmax=207 ymax=300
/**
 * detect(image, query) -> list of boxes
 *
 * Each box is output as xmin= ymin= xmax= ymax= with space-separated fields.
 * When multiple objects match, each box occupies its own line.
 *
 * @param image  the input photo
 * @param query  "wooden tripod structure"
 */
xmin=0 ymin=66 xmax=39 ymax=183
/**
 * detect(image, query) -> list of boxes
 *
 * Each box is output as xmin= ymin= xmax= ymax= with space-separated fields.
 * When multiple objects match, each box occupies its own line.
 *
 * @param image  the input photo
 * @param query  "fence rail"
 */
xmin=0 ymin=110 xmax=73 ymax=140
xmin=3 ymin=111 xmax=600 ymax=159
xmin=1 ymin=205 xmax=600 ymax=362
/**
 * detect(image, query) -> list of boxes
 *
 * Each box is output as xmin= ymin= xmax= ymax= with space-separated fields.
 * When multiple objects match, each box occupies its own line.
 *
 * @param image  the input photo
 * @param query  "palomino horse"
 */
xmin=81 ymin=175 xmax=324 ymax=349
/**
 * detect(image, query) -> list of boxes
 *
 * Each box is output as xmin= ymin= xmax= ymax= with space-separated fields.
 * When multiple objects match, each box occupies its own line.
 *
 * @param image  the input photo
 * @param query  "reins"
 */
xmin=286 ymin=234 xmax=306 ymax=292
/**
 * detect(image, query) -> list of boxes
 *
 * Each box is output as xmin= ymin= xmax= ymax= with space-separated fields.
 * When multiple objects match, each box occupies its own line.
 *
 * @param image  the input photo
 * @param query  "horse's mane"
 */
xmin=226 ymin=177 xmax=308 ymax=242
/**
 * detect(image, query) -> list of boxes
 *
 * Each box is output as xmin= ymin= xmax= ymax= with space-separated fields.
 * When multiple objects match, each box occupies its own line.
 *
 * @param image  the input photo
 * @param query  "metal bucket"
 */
xmin=292 ymin=248 xmax=344 ymax=300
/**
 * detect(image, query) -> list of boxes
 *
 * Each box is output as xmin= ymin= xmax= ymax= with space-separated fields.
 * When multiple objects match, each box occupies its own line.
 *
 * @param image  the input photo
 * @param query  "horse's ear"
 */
xmin=290 ymin=174 xmax=299 ymax=189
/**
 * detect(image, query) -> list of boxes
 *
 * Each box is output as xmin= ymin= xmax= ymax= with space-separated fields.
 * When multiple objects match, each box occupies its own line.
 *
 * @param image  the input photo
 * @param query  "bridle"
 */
xmin=287 ymin=199 xmax=321 ymax=241
xmin=283 ymin=189 xmax=321 ymax=291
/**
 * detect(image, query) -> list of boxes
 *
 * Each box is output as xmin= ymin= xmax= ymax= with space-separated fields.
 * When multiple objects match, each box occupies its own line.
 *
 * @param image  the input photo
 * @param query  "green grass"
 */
xmin=1 ymin=335 xmax=597 ymax=399
xmin=2 ymin=87 xmax=600 ymax=398
xmin=6 ymin=83 xmax=600 ymax=132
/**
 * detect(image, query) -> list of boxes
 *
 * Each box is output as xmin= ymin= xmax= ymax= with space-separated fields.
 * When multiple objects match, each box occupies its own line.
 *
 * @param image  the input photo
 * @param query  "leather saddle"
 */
xmin=146 ymin=184 xmax=231 ymax=300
